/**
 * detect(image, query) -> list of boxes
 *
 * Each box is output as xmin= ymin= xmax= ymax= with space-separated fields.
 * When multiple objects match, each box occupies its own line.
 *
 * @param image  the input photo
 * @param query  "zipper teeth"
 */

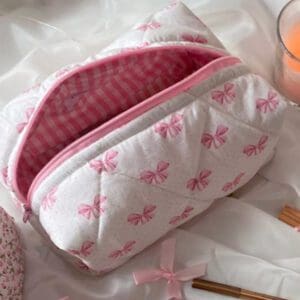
xmin=27 ymin=50 xmax=239 ymax=203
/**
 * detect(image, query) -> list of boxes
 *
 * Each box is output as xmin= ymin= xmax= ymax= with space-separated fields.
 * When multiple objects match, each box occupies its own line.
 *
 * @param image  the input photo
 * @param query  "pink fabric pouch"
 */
xmin=0 ymin=2 xmax=286 ymax=275
xmin=0 ymin=207 xmax=24 ymax=299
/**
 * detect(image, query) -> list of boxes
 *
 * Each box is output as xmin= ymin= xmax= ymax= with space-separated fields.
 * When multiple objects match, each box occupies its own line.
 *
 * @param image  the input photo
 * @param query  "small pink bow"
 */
xmin=78 ymin=194 xmax=106 ymax=220
xmin=133 ymin=238 xmax=207 ymax=300
xmin=201 ymin=125 xmax=229 ymax=149
xmin=186 ymin=169 xmax=212 ymax=192
xmin=140 ymin=161 xmax=170 ymax=185
xmin=89 ymin=150 xmax=118 ymax=174
xmin=169 ymin=206 xmax=194 ymax=226
xmin=154 ymin=114 xmax=183 ymax=139
xmin=243 ymin=135 xmax=269 ymax=157
xmin=256 ymin=90 xmax=279 ymax=113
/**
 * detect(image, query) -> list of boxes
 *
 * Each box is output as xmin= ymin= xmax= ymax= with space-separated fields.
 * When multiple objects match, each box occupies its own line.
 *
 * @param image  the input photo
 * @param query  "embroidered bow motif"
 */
xmin=186 ymin=169 xmax=212 ymax=191
xmin=127 ymin=205 xmax=157 ymax=226
xmin=78 ymin=194 xmax=107 ymax=220
xmin=169 ymin=206 xmax=194 ymax=226
xmin=211 ymin=83 xmax=236 ymax=105
xmin=243 ymin=135 xmax=269 ymax=157
xmin=109 ymin=240 xmax=136 ymax=259
xmin=69 ymin=241 xmax=95 ymax=257
xmin=17 ymin=107 xmax=34 ymax=133
xmin=256 ymin=91 xmax=279 ymax=113
xmin=140 ymin=161 xmax=170 ymax=185
xmin=154 ymin=114 xmax=183 ymax=139
xmin=133 ymin=238 xmax=207 ymax=300
xmin=201 ymin=125 xmax=229 ymax=149
xmin=89 ymin=150 xmax=118 ymax=174
xmin=41 ymin=187 xmax=57 ymax=210
xmin=136 ymin=21 xmax=161 ymax=31
xmin=222 ymin=172 xmax=245 ymax=192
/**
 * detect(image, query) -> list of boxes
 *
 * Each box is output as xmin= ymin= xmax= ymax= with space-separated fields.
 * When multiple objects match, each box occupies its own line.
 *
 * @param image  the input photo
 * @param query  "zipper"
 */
xmin=18 ymin=48 xmax=241 ymax=205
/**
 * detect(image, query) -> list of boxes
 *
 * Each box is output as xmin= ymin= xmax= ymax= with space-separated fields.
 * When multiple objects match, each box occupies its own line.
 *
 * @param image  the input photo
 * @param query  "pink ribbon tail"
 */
xmin=132 ymin=238 xmax=208 ymax=300
xmin=160 ymin=238 xmax=176 ymax=272
xmin=133 ymin=269 xmax=162 ymax=285
xmin=175 ymin=264 xmax=207 ymax=281
xmin=167 ymin=279 xmax=182 ymax=300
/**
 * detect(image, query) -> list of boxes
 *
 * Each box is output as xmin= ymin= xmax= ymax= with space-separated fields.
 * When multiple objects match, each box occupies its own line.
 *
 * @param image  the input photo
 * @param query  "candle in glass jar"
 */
xmin=279 ymin=23 xmax=300 ymax=103
xmin=284 ymin=24 xmax=300 ymax=71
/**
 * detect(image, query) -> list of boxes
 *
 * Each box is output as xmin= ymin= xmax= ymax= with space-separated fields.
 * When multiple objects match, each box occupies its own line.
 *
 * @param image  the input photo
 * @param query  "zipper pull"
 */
xmin=23 ymin=205 xmax=32 ymax=223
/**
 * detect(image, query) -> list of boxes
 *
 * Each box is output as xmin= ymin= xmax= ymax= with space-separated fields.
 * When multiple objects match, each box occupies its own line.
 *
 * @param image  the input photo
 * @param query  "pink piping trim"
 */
xmin=12 ymin=45 xmax=239 ymax=205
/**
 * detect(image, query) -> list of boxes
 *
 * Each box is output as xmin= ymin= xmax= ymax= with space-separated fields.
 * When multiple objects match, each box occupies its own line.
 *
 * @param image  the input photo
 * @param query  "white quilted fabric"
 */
xmin=0 ymin=2 xmax=286 ymax=275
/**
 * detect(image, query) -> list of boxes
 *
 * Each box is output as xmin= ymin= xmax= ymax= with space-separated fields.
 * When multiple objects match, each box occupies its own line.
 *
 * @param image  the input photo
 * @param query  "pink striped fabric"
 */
xmin=16 ymin=47 xmax=220 ymax=197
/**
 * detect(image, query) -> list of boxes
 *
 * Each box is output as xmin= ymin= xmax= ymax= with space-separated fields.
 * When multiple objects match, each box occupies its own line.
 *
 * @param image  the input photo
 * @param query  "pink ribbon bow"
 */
xmin=133 ymin=238 xmax=207 ymax=300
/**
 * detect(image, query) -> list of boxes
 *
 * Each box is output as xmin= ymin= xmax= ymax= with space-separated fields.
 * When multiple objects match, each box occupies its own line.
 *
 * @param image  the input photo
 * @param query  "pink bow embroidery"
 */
xmin=109 ymin=240 xmax=136 ymax=259
xmin=211 ymin=83 xmax=236 ymax=105
xmin=154 ymin=114 xmax=183 ymax=139
xmin=243 ymin=135 xmax=269 ymax=157
xmin=127 ymin=205 xmax=157 ymax=226
xmin=133 ymin=238 xmax=207 ymax=300
xmin=78 ymin=194 xmax=107 ymax=220
xmin=89 ymin=150 xmax=118 ymax=174
xmin=41 ymin=187 xmax=57 ymax=210
xmin=186 ymin=169 xmax=212 ymax=191
xmin=222 ymin=172 xmax=245 ymax=192
xmin=16 ymin=107 xmax=34 ymax=133
xmin=256 ymin=91 xmax=279 ymax=113
xmin=181 ymin=33 xmax=208 ymax=44
xmin=201 ymin=125 xmax=229 ymax=149
xmin=169 ymin=206 xmax=194 ymax=225
xmin=140 ymin=161 xmax=170 ymax=184
xmin=136 ymin=21 xmax=161 ymax=31
xmin=69 ymin=241 xmax=94 ymax=257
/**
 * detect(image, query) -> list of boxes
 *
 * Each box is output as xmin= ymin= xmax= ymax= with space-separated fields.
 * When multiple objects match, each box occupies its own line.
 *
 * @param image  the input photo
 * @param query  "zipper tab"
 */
xmin=23 ymin=205 xmax=32 ymax=223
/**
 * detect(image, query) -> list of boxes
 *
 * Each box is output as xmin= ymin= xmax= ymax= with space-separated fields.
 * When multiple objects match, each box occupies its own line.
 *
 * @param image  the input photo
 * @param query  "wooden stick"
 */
xmin=278 ymin=206 xmax=300 ymax=227
xmin=283 ymin=206 xmax=300 ymax=218
xmin=279 ymin=212 xmax=299 ymax=227
xmin=192 ymin=279 xmax=288 ymax=300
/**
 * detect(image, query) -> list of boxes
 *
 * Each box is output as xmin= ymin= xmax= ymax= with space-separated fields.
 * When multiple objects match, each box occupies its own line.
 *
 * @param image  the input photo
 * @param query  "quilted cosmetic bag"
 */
xmin=0 ymin=207 xmax=24 ymax=299
xmin=0 ymin=2 xmax=287 ymax=275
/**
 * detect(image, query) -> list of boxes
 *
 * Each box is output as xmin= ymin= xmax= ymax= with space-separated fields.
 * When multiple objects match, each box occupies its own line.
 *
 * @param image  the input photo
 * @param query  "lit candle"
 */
xmin=275 ymin=1 xmax=300 ymax=104
xmin=284 ymin=24 xmax=300 ymax=72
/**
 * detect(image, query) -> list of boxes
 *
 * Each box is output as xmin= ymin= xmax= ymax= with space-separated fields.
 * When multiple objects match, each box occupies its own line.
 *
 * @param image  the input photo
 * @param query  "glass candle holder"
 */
xmin=275 ymin=0 xmax=300 ymax=104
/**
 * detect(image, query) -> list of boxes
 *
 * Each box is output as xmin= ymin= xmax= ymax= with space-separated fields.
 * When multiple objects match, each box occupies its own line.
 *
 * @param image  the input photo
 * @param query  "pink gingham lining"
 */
xmin=12 ymin=45 xmax=238 ymax=205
